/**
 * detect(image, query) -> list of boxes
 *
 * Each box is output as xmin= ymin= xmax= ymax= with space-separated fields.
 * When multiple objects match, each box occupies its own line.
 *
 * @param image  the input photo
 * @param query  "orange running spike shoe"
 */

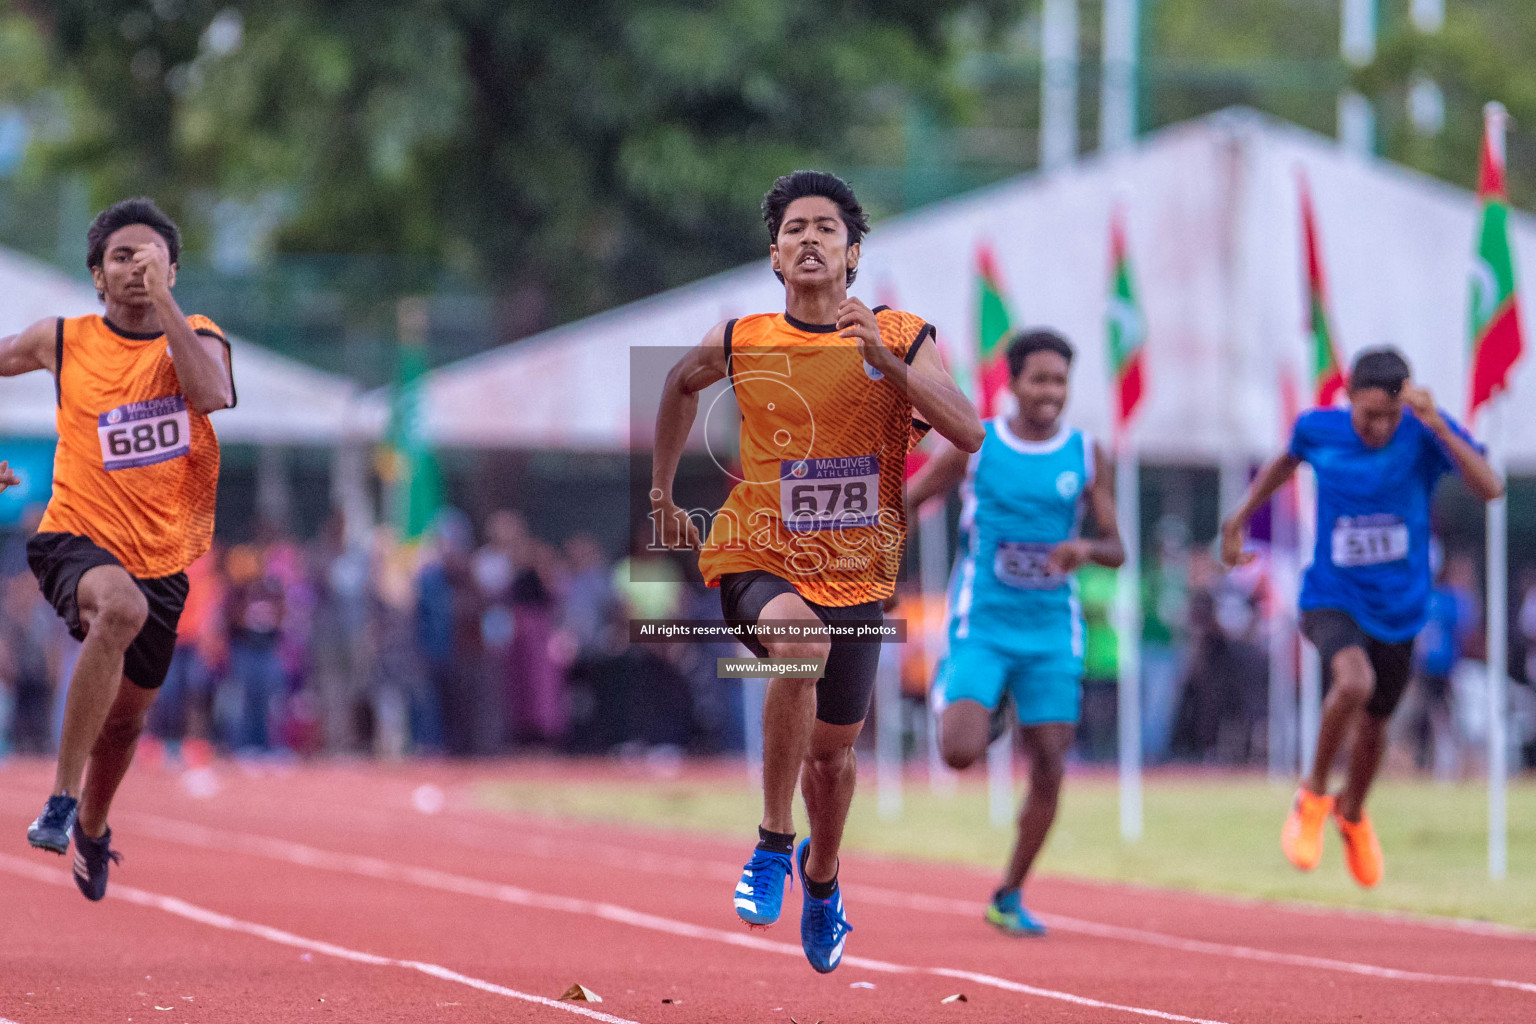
xmin=1334 ymin=810 xmax=1383 ymax=889
xmin=1281 ymin=788 xmax=1333 ymax=872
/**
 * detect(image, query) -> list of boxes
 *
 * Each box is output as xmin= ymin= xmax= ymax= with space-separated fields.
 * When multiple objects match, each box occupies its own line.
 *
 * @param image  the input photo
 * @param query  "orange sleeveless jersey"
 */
xmin=697 ymin=307 xmax=934 ymax=606
xmin=38 ymin=314 xmax=232 ymax=579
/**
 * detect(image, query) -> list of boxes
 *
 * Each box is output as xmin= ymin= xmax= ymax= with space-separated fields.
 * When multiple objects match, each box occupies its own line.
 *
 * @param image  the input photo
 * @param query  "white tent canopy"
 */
xmin=0 ymin=247 xmax=370 ymax=445
xmin=409 ymin=108 xmax=1536 ymax=468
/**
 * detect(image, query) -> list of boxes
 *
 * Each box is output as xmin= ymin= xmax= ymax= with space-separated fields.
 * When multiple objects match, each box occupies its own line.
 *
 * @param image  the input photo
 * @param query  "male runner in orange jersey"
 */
xmin=651 ymin=171 xmax=983 ymax=972
xmin=0 ymin=197 xmax=234 ymax=901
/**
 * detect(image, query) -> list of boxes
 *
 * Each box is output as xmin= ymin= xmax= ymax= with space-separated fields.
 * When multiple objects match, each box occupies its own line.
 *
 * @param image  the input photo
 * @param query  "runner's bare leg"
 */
xmin=52 ymin=565 xmax=147 ymax=798
xmin=758 ymin=592 xmax=832 ymax=836
xmin=801 ymin=719 xmax=863 ymax=883
xmin=76 ymin=681 xmax=158 ymax=837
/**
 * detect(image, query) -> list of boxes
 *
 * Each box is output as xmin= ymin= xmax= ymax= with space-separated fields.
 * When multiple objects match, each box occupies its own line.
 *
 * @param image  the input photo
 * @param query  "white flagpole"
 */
xmin=1486 ymin=400 xmax=1508 ymax=880
xmin=921 ymin=502 xmax=958 ymax=795
xmin=743 ymin=675 xmax=765 ymax=789
xmin=1481 ymin=100 xmax=1512 ymax=881
xmin=1117 ymin=442 xmax=1143 ymax=842
xmin=1099 ymin=0 xmax=1140 ymax=154
xmin=1268 ymin=491 xmax=1300 ymax=781
xmin=875 ymin=639 xmax=904 ymax=821
xmin=987 ymin=727 xmax=1015 ymax=828
xmin=1040 ymin=0 xmax=1080 ymax=171
xmin=1296 ymin=466 xmax=1322 ymax=777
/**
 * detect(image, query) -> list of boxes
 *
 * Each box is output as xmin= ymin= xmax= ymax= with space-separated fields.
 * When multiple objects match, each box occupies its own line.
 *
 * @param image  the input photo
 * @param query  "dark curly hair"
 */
xmin=762 ymin=171 xmax=870 ymax=285
xmin=1006 ymin=329 xmax=1075 ymax=379
xmin=86 ymin=197 xmax=180 ymax=272
xmin=1349 ymin=346 xmax=1411 ymax=397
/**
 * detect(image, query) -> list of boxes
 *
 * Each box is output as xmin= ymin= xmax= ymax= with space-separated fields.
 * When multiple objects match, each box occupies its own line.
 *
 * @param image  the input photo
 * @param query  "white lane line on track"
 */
xmin=149 ymin=810 xmax=1534 ymax=998
xmin=854 ymin=889 xmax=1536 ymax=996
xmin=119 ymin=816 xmax=1229 ymax=1024
xmin=444 ymin=804 xmax=1536 ymax=942
xmin=0 ymin=854 xmax=643 ymax=1024
xmin=465 ymin=823 xmax=1536 ymax=995
xmin=8 ymin=783 xmax=1534 ymax=942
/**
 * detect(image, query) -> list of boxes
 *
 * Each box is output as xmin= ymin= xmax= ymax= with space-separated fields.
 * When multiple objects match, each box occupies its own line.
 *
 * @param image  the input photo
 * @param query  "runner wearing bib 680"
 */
xmin=0 ymin=198 xmax=234 ymax=902
xmin=1221 ymin=348 xmax=1501 ymax=889
xmin=651 ymin=171 xmax=982 ymax=973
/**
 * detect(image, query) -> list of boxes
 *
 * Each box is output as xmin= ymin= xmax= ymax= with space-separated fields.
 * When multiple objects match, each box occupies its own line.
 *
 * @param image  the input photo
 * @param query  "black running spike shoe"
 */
xmin=71 ymin=823 xmax=122 ymax=902
xmin=27 ymin=794 xmax=78 ymax=855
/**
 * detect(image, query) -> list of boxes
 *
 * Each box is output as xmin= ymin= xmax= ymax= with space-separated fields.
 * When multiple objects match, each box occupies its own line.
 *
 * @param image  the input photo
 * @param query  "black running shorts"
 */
xmin=718 ymin=570 xmax=883 ymax=727
xmin=1301 ymin=608 xmax=1414 ymax=720
xmin=27 ymin=531 xmax=189 ymax=691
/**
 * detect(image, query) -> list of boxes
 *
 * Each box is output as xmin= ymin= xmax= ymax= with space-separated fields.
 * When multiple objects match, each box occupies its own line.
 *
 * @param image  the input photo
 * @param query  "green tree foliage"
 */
xmin=9 ymin=0 xmax=1536 ymax=352
xmin=15 ymin=0 xmax=1020 ymax=335
xmin=1145 ymin=0 xmax=1342 ymax=134
xmin=1357 ymin=0 xmax=1536 ymax=208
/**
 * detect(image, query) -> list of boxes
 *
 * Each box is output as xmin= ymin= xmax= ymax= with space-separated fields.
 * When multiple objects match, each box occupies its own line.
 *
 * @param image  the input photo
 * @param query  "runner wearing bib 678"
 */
xmin=1221 ymin=348 xmax=1501 ymax=888
xmin=907 ymin=329 xmax=1123 ymax=937
xmin=0 ymin=198 xmax=234 ymax=901
xmin=651 ymin=171 xmax=983 ymax=973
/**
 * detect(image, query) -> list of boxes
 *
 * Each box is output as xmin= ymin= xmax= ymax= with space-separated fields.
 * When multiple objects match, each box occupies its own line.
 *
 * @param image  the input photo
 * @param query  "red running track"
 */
xmin=0 ymin=758 xmax=1532 ymax=1023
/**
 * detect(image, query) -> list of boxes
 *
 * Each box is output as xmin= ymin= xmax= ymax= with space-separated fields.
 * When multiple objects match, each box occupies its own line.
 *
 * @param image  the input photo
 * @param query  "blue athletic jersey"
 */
xmin=1290 ymin=406 xmax=1479 ymax=643
xmin=946 ymin=419 xmax=1092 ymax=657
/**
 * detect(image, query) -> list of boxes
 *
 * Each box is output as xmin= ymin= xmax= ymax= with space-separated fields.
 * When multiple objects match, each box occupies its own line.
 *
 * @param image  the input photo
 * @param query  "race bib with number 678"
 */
xmin=780 ymin=455 xmax=881 ymax=532
xmin=97 ymin=396 xmax=192 ymax=471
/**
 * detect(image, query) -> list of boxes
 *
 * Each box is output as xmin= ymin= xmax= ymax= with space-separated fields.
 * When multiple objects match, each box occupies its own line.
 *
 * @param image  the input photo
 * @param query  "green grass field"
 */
xmin=477 ymin=769 xmax=1536 ymax=929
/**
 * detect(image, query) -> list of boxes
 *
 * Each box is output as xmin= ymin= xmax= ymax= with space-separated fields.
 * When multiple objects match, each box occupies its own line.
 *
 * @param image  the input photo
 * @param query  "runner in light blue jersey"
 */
xmin=907 ymin=329 xmax=1123 ymax=936
xmin=1222 ymin=348 xmax=1502 ymax=888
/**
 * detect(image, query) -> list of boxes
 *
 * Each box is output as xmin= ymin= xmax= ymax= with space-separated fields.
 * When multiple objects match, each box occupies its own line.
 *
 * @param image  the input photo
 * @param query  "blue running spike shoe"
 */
xmin=986 ymin=887 xmax=1047 ymax=937
xmin=71 ymin=823 xmax=122 ymax=902
xmin=734 ymin=845 xmax=792 ymax=927
xmin=796 ymin=838 xmax=853 ymax=973
xmin=27 ymin=794 xmax=78 ymax=855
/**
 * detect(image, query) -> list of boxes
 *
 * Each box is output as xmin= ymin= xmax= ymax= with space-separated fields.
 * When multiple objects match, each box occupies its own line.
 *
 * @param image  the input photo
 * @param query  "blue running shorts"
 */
xmin=936 ymin=639 xmax=1082 ymax=726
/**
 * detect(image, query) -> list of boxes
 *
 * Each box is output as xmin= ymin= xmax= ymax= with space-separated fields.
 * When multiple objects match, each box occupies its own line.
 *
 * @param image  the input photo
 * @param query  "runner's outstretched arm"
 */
xmin=1220 ymin=453 xmax=1301 ymax=567
xmin=0 ymin=460 xmax=18 ymax=493
xmin=904 ymin=441 xmax=970 ymax=514
xmin=837 ymin=298 xmax=983 ymax=453
xmin=1403 ymin=383 xmax=1504 ymax=502
xmin=1049 ymin=441 xmax=1125 ymax=574
xmin=651 ymin=320 xmax=730 ymax=549
xmin=134 ymin=245 xmax=233 ymax=413
xmin=0 ymin=318 xmax=58 ymax=378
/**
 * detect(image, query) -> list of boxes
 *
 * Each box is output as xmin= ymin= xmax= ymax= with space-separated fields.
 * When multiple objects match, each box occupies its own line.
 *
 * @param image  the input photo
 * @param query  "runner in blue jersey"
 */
xmin=907 ymin=329 xmax=1124 ymax=936
xmin=1221 ymin=348 xmax=1502 ymax=887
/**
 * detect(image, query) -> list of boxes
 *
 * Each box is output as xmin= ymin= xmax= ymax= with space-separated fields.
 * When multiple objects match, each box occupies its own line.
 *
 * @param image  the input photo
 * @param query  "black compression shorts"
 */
xmin=718 ymin=570 xmax=882 ymax=727
xmin=27 ymin=531 xmax=188 ymax=691
xmin=1301 ymin=608 xmax=1414 ymax=720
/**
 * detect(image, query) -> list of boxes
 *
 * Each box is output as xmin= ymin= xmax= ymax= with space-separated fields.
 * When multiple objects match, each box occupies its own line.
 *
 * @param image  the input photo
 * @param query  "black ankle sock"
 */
xmin=756 ymin=826 xmax=795 ymax=856
xmin=799 ymin=844 xmax=839 ymax=900
xmin=804 ymin=871 xmax=838 ymax=900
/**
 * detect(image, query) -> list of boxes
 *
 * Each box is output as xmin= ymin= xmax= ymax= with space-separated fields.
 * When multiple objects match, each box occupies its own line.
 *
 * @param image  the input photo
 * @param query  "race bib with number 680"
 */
xmin=780 ymin=455 xmax=881 ymax=532
xmin=97 ymin=396 xmax=192 ymax=471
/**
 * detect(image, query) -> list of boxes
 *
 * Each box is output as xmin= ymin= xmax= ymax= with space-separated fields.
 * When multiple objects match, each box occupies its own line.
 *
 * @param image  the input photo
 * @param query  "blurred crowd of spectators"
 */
xmin=0 ymin=505 xmax=745 ymax=762
xmin=1 ymin=505 xmax=1533 ymax=771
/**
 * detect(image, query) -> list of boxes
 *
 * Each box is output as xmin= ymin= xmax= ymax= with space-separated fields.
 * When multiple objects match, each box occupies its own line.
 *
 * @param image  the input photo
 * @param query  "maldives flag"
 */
xmin=975 ymin=244 xmax=1014 ymax=417
xmin=1469 ymin=104 xmax=1525 ymax=420
xmin=1299 ymin=173 xmax=1347 ymax=406
xmin=1107 ymin=209 xmax=1146 ymax=431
